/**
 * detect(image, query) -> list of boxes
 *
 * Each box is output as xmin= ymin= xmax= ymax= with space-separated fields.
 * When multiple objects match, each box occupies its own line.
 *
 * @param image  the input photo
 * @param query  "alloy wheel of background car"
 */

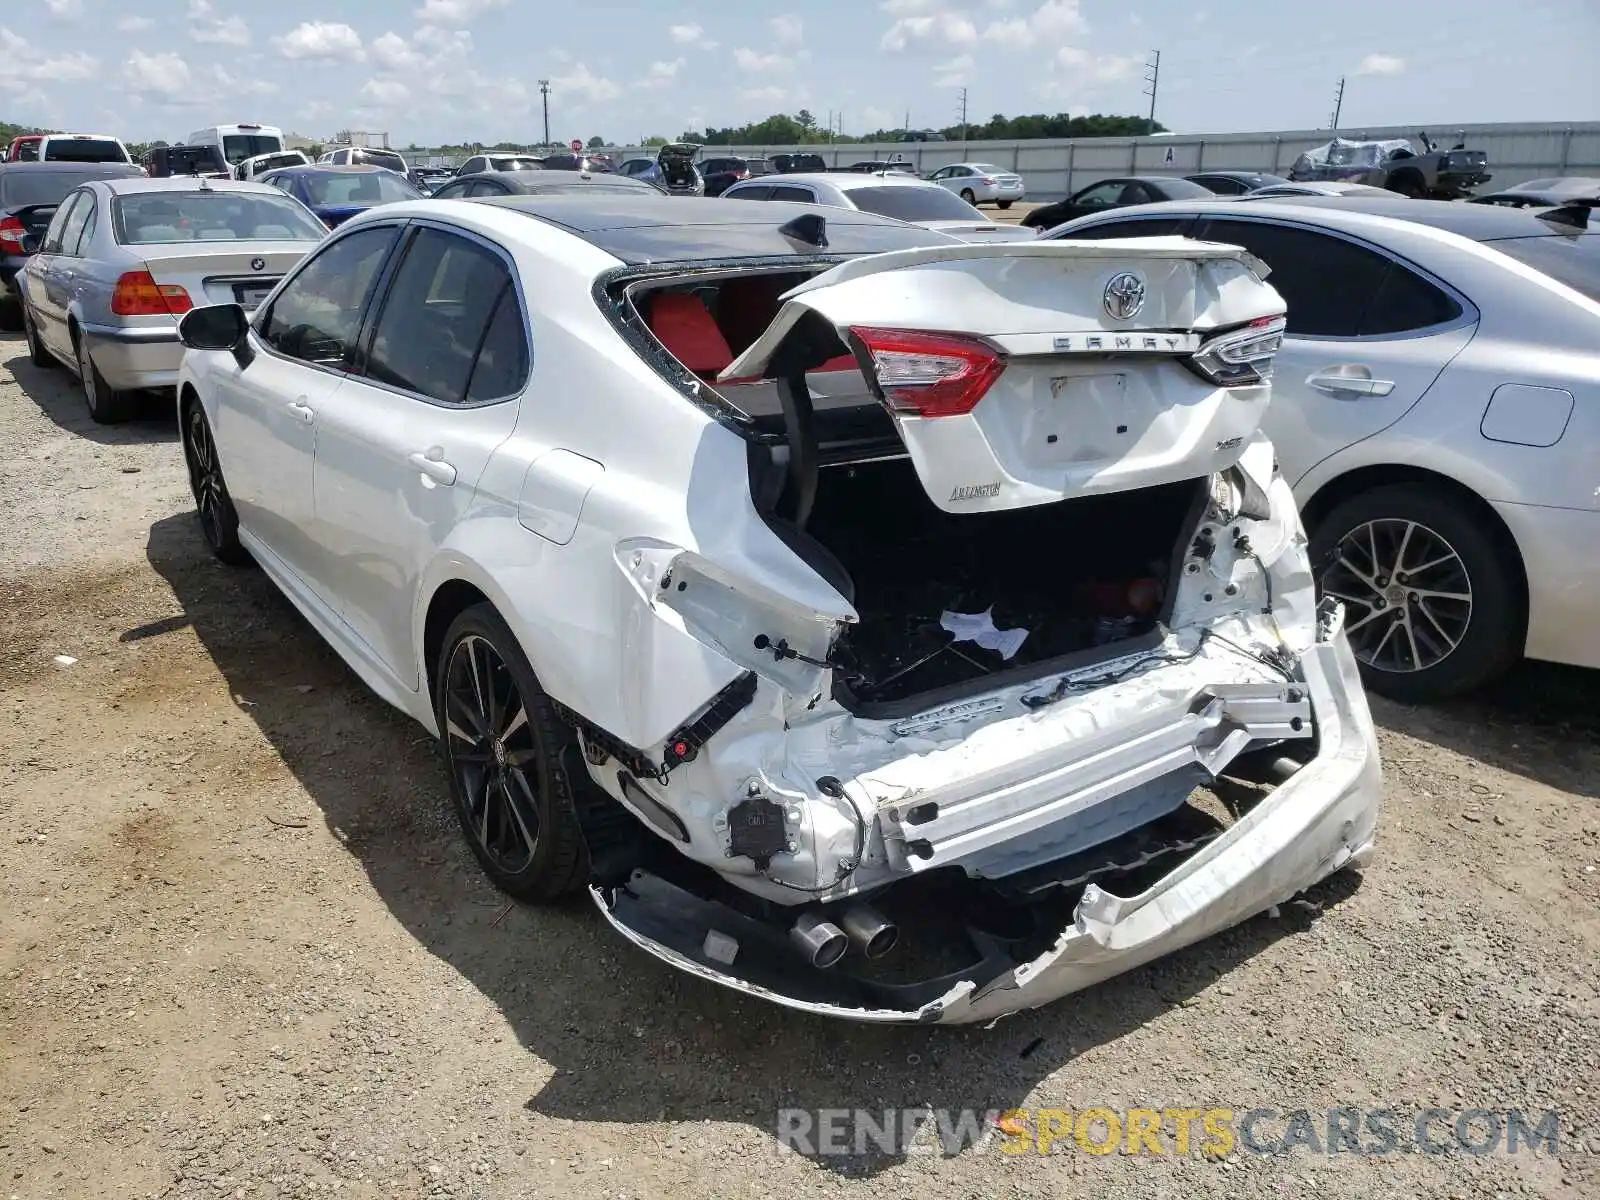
xmin=436 ymin=606 xmax=589 ymax=903
xmin=960 ymin=188 xmax=977 ymax=203
xmin=1312 ymin=484 xmax=1521 ymax=702
xmin=182 ymin=402 xmax=248 ymax=565
xmin=22 ymin=303 xmax=55 ymax=369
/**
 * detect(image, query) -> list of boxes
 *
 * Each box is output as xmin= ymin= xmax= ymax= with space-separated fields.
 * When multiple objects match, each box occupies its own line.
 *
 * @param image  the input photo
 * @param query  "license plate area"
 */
xmin=233 ymin=280 xmax=277 ymax=308
xmin=1022 ymin=371 xmax=1128 ymax=465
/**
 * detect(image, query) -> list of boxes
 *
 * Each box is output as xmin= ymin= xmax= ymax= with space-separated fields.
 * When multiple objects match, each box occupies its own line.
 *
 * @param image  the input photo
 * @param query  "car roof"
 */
xmin=461 ymin=170 xmax=659 ymax=192
xmin=274 ymin=164 xmax=393 ymax=175
xmin=96 ymin=176 xmax=287 ymax=196
xmin=1064 ymin=195 xmax=1590 ymax=244
xmin=471 ymin=194 xmax=956 ymax=263
xmin=1191 ymin=169 xmax=1272 ymax=178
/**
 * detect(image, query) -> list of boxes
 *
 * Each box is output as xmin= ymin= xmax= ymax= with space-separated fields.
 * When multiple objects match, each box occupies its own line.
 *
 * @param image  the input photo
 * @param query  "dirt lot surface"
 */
xmin=1 ymin=330 xmax=1597 ymax=1200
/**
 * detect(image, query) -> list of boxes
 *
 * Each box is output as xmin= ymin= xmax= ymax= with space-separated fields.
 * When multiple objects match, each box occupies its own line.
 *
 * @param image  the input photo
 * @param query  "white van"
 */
xmin=187 ymin=123 xmax=285 ymax=168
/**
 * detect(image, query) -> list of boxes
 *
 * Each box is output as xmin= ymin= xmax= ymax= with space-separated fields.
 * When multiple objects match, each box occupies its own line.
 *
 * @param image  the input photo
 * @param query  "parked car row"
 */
xmin=4 ymin=129 xmax=1595 ymax=1030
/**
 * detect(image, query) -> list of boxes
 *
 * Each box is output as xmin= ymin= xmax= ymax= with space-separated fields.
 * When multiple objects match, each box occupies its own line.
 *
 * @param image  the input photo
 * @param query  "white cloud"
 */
xmin=933 ymin=53 xmax=974 ymax=86
xmin=415 ymin=0 xmax=508 ymax=24
xmin=45 ymin=0 xmax=83 ymax=16
xmin=274 ymin=21 xmax=365 ymax=62
xmin=192 ymin=14 xmax=250 ymax=46
xmin=669 ymin=22 xmax=701 ymax=43
xmin=1032 ymin=0 xmax=1087 ymax=36
xmin=122 ymin=49 xmax=193 ymax=100
xmin=981 ymin=17 xmax=1030 ymax=47
xmin=0 ymin=27 xmax=97 ymax=89
xmin=770 ymin=14 xmax=804 ymax=45
xmin=987 ymin=0 xmax=1014 ymax=7
xmin=360 ymin=78 xmax=411 ymax=106
xmin=116 ymin=15 xmax=154 ymax=31
xmin=637 ymin=58 xmax=686 ymax=89
xmin=881 ymin=12 xmax=978 ymax=50
xmin=733 ymin=46 xmax=791 ymax=72
xmin=880 ymin=0 xmax=937 ymax=12
xmin=370 ymin=31 xmax=424 ymax=72
xmin=1356 ymin=52 xmax=1405 ymax=76
xmin=1053 ymin=46 xmax=1144 ymax=83
xmin=551 ymin=62 xmax=620 ymax=103
xmin=740 ymin=86 xmax=788 ymax=104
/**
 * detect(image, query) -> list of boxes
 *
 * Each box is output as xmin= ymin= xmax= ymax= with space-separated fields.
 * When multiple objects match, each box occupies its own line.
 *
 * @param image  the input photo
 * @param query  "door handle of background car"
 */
xmin=408 ymin=449 xmax=457 ymax=486
xmin=1306 ymin=368 xmax=1396 ymax=398
xmin=287 ymin=399 xmax=315 ymax=424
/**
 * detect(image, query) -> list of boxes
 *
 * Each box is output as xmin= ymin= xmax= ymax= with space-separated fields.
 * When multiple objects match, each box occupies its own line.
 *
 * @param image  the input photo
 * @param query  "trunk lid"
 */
xmin=720 ymin=238 xmax=1285 ymax=512
xmin=137 ymin=244 xmax=312 ymax=311
xmin=919 ymin=220 xmax=1037 ymax=242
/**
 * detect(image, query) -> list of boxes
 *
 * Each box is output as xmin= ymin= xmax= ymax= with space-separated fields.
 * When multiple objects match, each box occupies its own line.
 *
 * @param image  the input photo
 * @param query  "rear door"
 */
xmin=308 ymin=223 xmax=527 ymax=685
xmin=721 ymin=239 xmax=1287 ymax=512
xmin=29 ymin=191 xmax=92 ymax=356
xmin=1190 ymin=216 xmax=1477 ymax=487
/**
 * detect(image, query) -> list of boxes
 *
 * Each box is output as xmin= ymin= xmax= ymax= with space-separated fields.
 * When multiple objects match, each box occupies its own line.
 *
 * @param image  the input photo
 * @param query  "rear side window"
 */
xmin=727 ymin=185 xmax=773 ymax=201
xmin=259 ymin=225 xmax=399 ymax=368
xmin=1361 ymin=262 xmax=1463 ymax=334
xmin=40 ymin=192 xmax=86 ymax=254
xmin=1198 ymin=219 xmax=1389 ymax=337
xmin=54 ymin=194 xmax=93 ymax=256
xmin=1485 ymin=234 xmax=1600 ymax=303
xmin=846 ymin=185 xmax=981 ymax=221
xmin=363 ymin=228 xmax=525 ymax=405
xmin=768 ymin=185 xmax=815 ymax=202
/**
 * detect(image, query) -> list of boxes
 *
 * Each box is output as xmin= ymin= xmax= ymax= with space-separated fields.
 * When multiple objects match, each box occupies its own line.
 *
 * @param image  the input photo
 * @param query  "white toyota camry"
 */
xmin=173 ymin=195 xmax=1381 ymax=1024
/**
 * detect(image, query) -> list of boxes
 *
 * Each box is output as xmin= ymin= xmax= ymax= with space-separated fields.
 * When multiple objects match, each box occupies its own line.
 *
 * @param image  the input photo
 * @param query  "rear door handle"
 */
xmin=408 ymin=449 xmax=457 ymax=486
xmin=1306 ymin=368 xmax=1396 ymax=398
xmin=287 ymin=399 xmax=315 ymax=424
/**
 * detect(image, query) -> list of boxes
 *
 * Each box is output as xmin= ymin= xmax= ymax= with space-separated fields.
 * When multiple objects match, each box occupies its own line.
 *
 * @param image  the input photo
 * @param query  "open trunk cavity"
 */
xmin=794 ymin=459 xmax=1206 ymax=712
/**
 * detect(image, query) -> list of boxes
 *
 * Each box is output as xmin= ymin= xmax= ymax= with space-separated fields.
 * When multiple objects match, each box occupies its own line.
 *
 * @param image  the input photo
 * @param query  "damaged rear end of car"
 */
xmin=574 ymin=236 xmax=1383 ymax=1024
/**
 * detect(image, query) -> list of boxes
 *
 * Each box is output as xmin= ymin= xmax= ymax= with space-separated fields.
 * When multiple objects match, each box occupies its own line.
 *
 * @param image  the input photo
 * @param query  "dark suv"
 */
xmin=0 ymin=161 xmax=143 ymax=330
xmin=700 ymin=156 xmax=771 ymax=196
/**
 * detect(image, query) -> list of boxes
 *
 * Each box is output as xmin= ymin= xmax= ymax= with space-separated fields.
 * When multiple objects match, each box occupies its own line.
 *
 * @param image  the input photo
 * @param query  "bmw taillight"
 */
xmin=0 ymin=215 xmax=29 ymax=253
xmin=1187 ymin=315 xmax=1285 ymax=387
xmin=849 ymin=326 xmax=1006 ymax=417
xmin=111 ymin=271 xmax=193 ymax=316
xmin=980 ymin=176 xmax=997 ymax=185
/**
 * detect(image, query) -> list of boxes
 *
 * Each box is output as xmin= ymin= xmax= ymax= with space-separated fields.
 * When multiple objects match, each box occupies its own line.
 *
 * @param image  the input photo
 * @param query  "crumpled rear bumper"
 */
xmin=591 ymin=630 xmax=1382 ymax=1024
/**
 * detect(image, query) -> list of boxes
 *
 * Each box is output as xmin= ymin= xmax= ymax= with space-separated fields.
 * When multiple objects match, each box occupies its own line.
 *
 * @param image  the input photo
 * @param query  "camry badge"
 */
xmin=1103 ymin=272 xmax=1146 ymax=321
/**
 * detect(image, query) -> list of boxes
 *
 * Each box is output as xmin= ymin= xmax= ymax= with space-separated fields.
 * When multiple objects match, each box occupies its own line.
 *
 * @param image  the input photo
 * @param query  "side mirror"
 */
xmin=19 ymin=233 xmax=40 ymax=254
xmin=179 ymin=303 xmax=254 ymax=367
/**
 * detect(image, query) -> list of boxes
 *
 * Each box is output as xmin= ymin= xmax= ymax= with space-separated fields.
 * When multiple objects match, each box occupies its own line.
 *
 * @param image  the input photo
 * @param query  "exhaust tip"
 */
xmin=791 ymin=912 xmax=848 ymax=970
xmin=841 ymin=904 xmax=899 ymax=960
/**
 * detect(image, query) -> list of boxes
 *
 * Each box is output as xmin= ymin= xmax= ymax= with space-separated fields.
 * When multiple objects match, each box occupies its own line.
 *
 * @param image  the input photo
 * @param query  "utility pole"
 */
xmin=1328 ymin=76 xmax=1345 ymax=131
xmin=956 ymin=87 xmax=968 ymax=147
xmin=538 ymin=79 xmax=551 ymax=147
xmin=1142 ymin=50 xmax=1161 ymax=128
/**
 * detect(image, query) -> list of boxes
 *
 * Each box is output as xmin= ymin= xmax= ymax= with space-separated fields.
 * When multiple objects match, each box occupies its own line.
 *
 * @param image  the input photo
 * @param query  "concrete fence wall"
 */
xmin=417 ymin=122 xmax=1600 ymax=200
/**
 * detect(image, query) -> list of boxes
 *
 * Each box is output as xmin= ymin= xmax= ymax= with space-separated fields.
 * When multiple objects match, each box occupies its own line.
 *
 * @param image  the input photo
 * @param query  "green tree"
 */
xmin=587 ymin=135 xmax=605 ymax=148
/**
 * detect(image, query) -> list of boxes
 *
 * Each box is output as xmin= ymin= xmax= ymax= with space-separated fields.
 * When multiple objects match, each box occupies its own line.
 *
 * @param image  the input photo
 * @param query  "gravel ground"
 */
xmin=1 ymin=330 xmax=1597 ymax=1200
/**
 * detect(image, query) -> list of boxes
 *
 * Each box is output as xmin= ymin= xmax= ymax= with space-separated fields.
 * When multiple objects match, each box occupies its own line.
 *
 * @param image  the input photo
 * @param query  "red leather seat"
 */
xmin=646 ymin=293 xmax=733 ymax=378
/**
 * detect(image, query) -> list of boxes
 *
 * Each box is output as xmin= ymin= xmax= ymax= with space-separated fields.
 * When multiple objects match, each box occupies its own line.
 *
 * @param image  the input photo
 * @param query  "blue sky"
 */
xmin=3 ymin=0 xmax=1596 ymax=146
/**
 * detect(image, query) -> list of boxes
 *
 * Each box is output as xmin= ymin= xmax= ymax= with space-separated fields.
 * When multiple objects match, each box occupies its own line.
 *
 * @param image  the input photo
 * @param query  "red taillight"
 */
xmin=111 ymin=270 xmax=193 ymax=316
xmin=980 ymin=176 xmax=997 ymax=185
xmin=849 ymin=326 xmax=1005 ymax=418
xmin=0 ymin=215 xmax=28 ymax=253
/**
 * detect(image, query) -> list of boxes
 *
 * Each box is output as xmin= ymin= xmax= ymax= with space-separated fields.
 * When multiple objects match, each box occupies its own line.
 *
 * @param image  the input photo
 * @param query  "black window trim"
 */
xmin=1064 ymin=209 xmax=1478 ymax=342
xmin=250 ymin=219 xmax=409 ymax=381
xmin=348 ymin=216 xmax=532 ymax=410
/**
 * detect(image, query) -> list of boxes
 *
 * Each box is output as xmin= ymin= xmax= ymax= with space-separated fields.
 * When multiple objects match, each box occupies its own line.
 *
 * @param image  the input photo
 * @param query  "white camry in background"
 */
xmin=925 ymin=161 xmax=1028 ymax=208
xmin=1048 ymin=195 xmax=1600 ymax=700
xmin=721 ymin=171 xmax=1036 ymax=241
xmin=171 ymin=195 xmax=1380 ymax=1023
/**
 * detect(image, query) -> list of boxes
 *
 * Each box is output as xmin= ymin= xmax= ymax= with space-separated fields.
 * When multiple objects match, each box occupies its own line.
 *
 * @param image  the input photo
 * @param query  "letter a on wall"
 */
xmin=1163 ymin=146 xmax=1175 ymax=165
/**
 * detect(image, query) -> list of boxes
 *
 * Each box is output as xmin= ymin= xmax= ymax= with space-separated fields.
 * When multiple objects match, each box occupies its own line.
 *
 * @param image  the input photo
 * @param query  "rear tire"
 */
xmin=22 ymin=301 xmax=55 ymax=368
xmin=1387 ymin=172 xmax=1425 ymax=199
xmin=1311 ymin=484 xmax=1522 ymax=702
xmin=0 ymin=298 xmax=21 ymax=332
xmin=76 ymin=332 xmax=136 ymax=424
xmin=435 ymin=604 xmax=590 ymax=904
xmin=997 ymin=200 xmax=1013 ymax=210
xmin=959 ymin=188 xmax=977 ymax=204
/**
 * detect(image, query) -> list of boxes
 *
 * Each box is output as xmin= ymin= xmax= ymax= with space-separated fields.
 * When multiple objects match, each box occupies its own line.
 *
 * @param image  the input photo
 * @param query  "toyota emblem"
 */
xmin=250 ymin=257 xmax=266 ymax=272
xmin=1103 ymin=272 xmax=1146 ymax=321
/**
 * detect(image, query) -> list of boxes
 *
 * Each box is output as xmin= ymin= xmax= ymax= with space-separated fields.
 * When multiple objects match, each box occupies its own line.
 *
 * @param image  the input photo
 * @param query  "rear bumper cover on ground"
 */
xmin=593 ymin=629 xmax=1383 ymax=1024
xmin=80 ymin=321 xmax=182 ymax=391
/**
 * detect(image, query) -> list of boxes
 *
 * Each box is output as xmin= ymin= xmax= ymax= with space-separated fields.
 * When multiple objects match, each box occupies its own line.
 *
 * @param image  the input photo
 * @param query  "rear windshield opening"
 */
xmin=1486 ymin=233 xmax=1600 ymax=302
xmin=847 ymin=185 xmax=982 ymax=222
xmin=300 ymin=171 xmax=420 ymax=206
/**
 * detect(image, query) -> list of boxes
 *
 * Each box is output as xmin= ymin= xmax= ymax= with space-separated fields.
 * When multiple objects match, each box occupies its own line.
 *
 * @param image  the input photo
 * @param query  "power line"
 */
xmin=1143 ymin=49 xmax=1161 ymax=126
xmin=1329 ymin=76 xmax=1345 ymax=131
